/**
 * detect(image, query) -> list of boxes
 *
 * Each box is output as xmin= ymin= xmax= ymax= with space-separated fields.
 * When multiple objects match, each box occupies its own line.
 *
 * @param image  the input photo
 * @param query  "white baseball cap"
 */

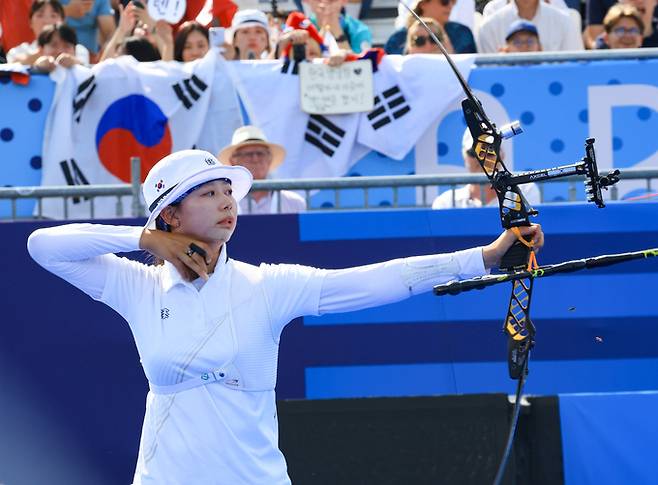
xmin=143 ymin=149 xmax=253 ymax=229
xmin=229 ymin=9 xmax=270 ymax=39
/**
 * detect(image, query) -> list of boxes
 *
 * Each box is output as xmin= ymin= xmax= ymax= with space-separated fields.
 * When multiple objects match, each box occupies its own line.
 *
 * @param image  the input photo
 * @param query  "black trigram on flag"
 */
xmin=73 ymin=75 xmax=97 ymax=123
xmin=305 ymin=115 xmax=345 ymax=157
xmin=367 ymin=85 xmax=411 ymax=130
xmin=281 ymin=59 xmax=300 ymax=75
xmin=172 ymin=75 xmax=208 ymax=109
xmin=59 ymin=158 xmax=90 ymax=204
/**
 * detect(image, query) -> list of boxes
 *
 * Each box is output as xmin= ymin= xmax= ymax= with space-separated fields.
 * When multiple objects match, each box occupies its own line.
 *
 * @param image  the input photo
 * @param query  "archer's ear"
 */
xmin=159 ymin=206 xmax=177 ymax=226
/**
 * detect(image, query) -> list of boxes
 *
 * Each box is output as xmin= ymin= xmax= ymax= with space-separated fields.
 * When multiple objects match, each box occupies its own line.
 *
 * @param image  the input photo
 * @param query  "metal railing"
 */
xmin=0 ymin=163 xmax=656 ymax=220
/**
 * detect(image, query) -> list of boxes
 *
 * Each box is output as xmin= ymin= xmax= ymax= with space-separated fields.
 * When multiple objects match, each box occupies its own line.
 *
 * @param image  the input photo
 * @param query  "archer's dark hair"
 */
xmin=122 ymin=36 xmax=161 ymax=62
xmin=30 ymin=0 xmax=65 ymax=20
xmin=174 ymin=21 xmax=209 ymax=62
xmin=37 ymin=23 xmax=78 ymax=48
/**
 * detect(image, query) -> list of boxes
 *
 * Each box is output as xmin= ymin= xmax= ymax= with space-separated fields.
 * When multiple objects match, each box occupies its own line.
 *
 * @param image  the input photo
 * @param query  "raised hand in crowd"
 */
xmin=7 ymin=0 xmax=90 ymax=66
xmin=33 ymin=23 xmax=82 ymax=73
xmin=305 ymin=0 xmax=352 ymax=51
xmin=100 ymin=1 xmax=168 ymax=62
xmin=99 ymin=1 xmax=139 ymax=61
xmin=63 ymin=0 xmax=93 ymax=19
xmin=152 ymin=20 xmax=174 ymax=61
xmin=276 ymin=28 xmax=312 ymax=58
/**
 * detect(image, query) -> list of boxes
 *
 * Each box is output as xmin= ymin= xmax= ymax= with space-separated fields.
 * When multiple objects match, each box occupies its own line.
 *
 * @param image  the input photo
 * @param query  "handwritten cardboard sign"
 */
xmin=299 ymin=60 xmax=374 ymax=115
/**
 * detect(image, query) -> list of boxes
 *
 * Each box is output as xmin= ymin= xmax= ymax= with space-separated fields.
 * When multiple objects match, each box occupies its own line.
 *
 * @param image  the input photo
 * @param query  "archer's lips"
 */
xmin=217 ymin=217 xmax=234 ymax=227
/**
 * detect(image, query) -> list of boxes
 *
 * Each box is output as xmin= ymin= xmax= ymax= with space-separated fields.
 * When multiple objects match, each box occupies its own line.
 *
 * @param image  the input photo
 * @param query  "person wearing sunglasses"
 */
xmin=599 ymin=3 xmax=645 ymax=49
xmin=385 ymin=0 xmax=475 ymax=55
xmin=404 ymin=17 xmax=454 ymax=54
xmin=500 ymin=19 xmax=542 ymax=52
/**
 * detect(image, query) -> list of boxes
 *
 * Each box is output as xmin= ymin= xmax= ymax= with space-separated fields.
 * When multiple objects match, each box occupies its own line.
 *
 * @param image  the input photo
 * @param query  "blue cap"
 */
xmin=505 ymin=20 xmax=539 ymax=41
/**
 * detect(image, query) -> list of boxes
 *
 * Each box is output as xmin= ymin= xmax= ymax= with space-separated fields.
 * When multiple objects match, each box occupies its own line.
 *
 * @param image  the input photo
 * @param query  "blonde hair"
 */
xmin=405 ymin=17 xmax=445 ymax=54
xmin=603 ymin=3 xmax=644 ymax=34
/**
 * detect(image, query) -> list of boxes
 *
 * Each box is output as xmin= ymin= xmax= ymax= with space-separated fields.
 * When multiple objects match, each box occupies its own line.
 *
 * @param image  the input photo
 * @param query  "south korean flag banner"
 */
xmin=228 ymin=59 xmax=360 ymax=179
xmin=357 ymin=54 xmax=476 ymax=160
xmin=40 ymin=49 xmax=242 ymax=220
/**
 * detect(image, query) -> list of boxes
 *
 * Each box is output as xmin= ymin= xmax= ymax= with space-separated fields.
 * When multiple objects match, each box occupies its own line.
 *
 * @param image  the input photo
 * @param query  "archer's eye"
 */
xmin=204 ymin=190 xmax=215 ymax=197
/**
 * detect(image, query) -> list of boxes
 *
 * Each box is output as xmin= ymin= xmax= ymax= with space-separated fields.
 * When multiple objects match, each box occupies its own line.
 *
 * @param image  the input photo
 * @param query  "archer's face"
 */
xmin=173 ymin=180 xmax=238 ymax=244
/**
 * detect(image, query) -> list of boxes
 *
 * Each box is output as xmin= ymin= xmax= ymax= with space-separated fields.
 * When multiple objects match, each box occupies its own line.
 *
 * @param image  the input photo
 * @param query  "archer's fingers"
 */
xmin=180 ymin=252 xmax=209 ymax=281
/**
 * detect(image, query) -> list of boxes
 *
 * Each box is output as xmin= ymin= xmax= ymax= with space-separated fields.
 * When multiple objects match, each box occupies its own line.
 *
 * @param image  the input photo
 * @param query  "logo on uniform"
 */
xmin=204 ymin=157 xmax=216 ymax=166
xmin=155 ymin=179 xmax=166 ymax=192
xmin=160 ymin=308 xmax=170 ymax=319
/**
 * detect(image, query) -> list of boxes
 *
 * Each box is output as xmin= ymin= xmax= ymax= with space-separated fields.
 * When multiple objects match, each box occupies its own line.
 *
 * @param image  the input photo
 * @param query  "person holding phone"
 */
xmin=384 ymin=0 xmax=476 ymax=54
xmin=100 ymin=1 xmax=173 ymax=61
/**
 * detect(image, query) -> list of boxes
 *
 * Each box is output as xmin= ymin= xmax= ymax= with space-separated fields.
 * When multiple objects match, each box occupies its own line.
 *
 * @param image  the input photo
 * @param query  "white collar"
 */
xmin=161 ymin=244 xmax=229 ymax=292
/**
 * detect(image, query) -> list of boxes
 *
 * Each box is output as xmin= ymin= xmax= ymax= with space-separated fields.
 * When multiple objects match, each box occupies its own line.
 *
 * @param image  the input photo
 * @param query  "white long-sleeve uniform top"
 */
xmin=27 ymin=224 xmax=487 ymax=485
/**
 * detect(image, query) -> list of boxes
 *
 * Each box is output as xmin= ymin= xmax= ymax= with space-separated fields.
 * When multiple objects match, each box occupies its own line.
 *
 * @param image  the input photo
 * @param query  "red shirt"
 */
xmin=0 ymin=0 xmax=34 ymax=52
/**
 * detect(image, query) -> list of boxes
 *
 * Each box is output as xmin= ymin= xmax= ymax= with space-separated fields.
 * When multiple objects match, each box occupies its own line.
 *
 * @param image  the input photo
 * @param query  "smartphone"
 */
xmin=209 ymin=27 xmax=226 ymax=47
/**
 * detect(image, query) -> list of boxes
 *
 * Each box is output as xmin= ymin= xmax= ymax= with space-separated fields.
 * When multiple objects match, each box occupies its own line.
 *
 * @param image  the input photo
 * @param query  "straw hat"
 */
xmin=218 ymin=125 xmax=286 ymax=171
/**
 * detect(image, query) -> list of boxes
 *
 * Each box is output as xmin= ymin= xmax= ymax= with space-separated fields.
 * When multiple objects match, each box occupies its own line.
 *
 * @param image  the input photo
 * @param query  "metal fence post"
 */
xmin=131 ymin=157 xmax=144 ymax=218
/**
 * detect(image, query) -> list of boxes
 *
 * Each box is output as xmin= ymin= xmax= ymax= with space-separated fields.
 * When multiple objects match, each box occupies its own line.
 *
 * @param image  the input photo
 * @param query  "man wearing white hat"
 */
xmin=27 ymin=148 xmax=543 ymax=484
xmin=432 ymin=128 xmax=540 ymax=209
xmin=220 ymin=125 xmax=307 ymax=214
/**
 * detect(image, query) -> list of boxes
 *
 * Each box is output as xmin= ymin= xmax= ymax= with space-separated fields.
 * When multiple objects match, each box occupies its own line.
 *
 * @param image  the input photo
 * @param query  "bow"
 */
xmin=400 ymin=6 xmax=622 ymax=484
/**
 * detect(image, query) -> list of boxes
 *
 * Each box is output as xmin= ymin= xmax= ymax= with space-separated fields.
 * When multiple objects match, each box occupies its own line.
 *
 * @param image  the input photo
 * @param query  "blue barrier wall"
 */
xmin=1 ymin=203 xmax=657 ymax=483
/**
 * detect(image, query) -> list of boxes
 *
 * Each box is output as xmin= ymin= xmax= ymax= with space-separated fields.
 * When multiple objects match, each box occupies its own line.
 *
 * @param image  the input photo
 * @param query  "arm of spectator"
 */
xmin=98 ymin=14 xmax=117 ymax=52
xmin=99 ymin=3 xmax=137 ymax=62
xmin=583 ymin=25 xmax=604 ymax=49
xmin=14 ymin=50 xmax=43 ymax=66
xmin=153 ymin=20 xmax=174 ymax=61
xmin=221 ymin=42 xmax=237 ymax=60
xmin=64 ymin=0 xmax=94 ymax=19
xmin=642 ymin=0 xmax=656 ymax=37
xmin=584 ymin=0 xmax=608 ymax=48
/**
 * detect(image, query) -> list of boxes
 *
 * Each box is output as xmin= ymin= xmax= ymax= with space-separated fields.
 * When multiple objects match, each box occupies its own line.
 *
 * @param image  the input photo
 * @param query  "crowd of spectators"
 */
xmin=0 ymin=0 xmax=653 ymax=214
xmin=1 ymin=0 xmax=655 ymax=67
